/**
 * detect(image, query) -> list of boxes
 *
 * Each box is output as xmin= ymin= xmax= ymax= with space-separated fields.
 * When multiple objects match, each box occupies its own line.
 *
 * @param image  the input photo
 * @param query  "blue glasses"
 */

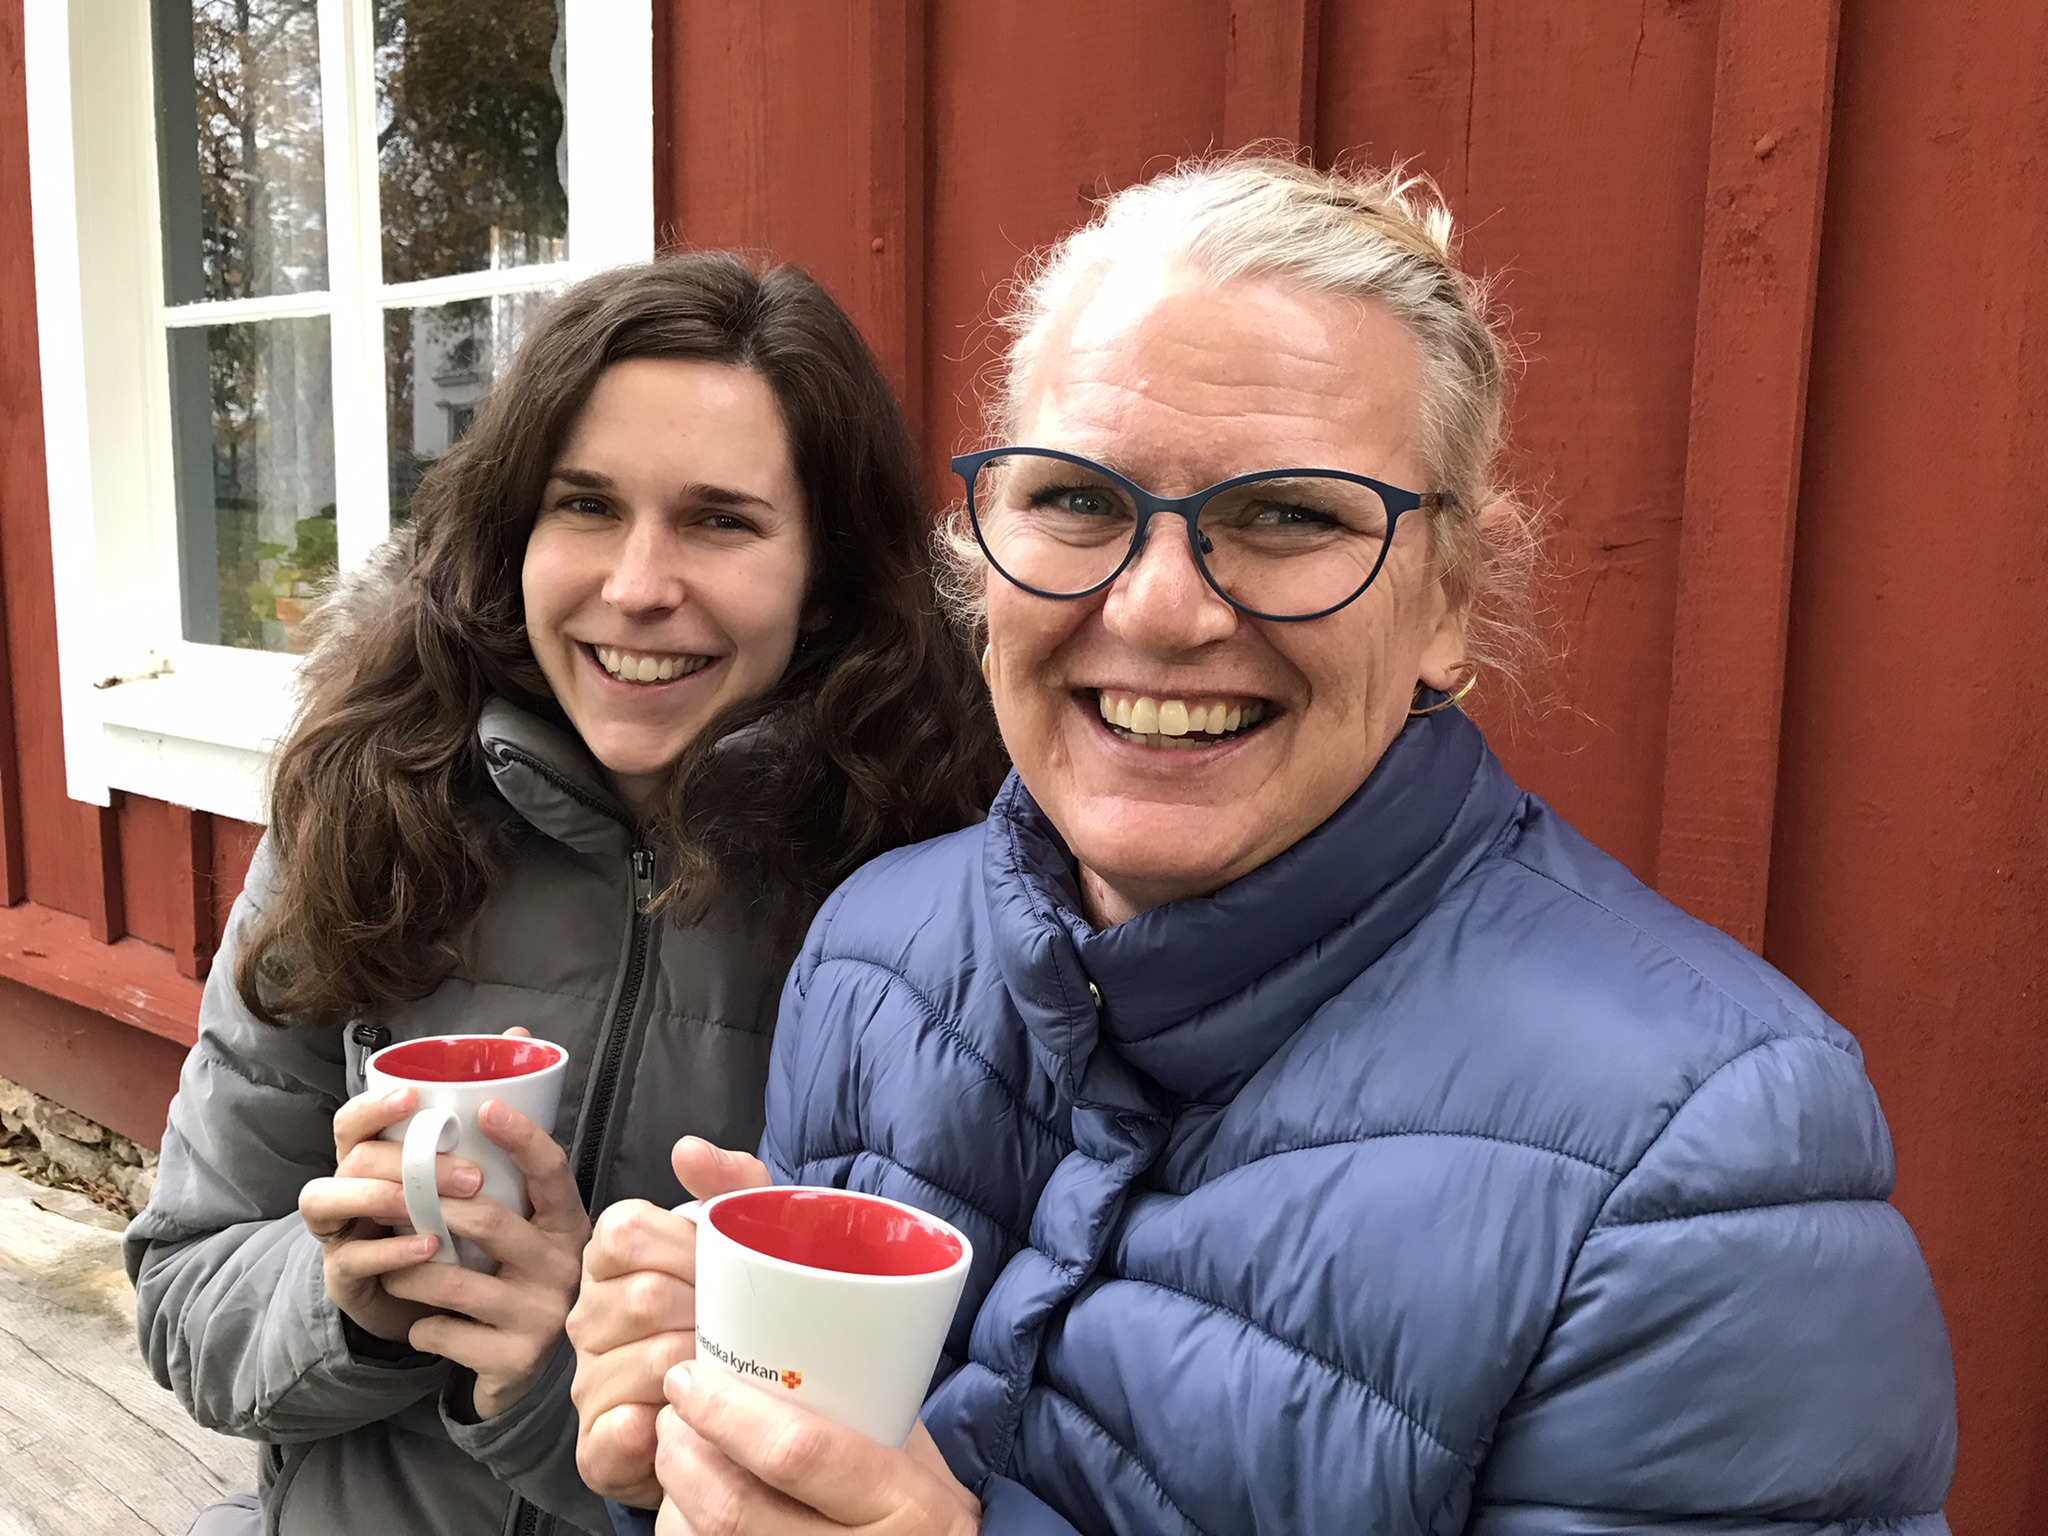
xmin=952 ymin=447 xmax=1446 ymax=622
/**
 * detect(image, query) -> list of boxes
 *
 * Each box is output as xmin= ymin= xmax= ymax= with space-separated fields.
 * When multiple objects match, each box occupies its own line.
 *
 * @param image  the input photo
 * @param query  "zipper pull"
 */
xmin=631 ymin=847 xmax=655 ymax=915
xmin=350 ymin=1022 xmax=391 ymax=1053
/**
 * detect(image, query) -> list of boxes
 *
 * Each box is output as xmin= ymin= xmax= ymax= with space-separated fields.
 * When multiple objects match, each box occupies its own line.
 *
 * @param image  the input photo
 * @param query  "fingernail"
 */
xmin=414 ymin=1235 xmax=438 ymax=1257
xmin=666 ymin=1363 xmax=694 ymax=1400
xmin=452 ymin=1163 xmax=482 ymax=1193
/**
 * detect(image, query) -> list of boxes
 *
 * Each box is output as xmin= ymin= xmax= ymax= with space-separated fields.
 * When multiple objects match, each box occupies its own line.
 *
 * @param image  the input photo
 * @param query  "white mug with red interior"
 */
xmin=364 ymin=1033 xmax=568 ymax=1272
xmin=678 ymin=1186 xmax=974 ymax=1446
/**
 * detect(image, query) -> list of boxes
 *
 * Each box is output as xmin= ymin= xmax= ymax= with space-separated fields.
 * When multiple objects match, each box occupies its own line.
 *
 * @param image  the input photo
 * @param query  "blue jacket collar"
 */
xmin=983 ymin=709 xmax=1524 ymax=1104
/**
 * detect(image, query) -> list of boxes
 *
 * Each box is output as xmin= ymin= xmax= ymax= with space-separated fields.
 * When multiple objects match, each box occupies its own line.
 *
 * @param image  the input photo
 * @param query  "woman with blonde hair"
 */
xmin=573 ymin=160 xmax=1955 ymax=1536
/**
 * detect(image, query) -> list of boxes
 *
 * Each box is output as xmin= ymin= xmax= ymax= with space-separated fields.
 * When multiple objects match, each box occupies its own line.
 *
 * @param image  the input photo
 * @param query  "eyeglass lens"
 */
xmin=970 ymin=452 xmax=1394 ymax=618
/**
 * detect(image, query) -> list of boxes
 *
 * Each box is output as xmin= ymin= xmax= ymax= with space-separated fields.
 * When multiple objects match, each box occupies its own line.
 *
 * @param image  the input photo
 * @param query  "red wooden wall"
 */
xmin=2 ymin=0 xmax=2043 ymax=1527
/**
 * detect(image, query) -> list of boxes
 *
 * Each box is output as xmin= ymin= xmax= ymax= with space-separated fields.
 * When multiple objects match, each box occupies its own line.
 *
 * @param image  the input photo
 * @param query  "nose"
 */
xmin=600 ymin=515 xmax=686 ymax=616
xmin=1099 ymin=511 xmax=1237 ymax=650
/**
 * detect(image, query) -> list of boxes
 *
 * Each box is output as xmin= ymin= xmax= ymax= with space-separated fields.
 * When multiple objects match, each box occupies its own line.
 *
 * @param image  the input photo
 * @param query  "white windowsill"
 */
xmin=88 ymin=664 xmax=298 ymax=825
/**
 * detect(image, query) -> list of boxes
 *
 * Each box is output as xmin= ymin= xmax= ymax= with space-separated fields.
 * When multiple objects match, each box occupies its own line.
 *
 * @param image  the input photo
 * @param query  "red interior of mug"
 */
xmin=374 ymin=1036 xmax=565 ymax=1083
xmin=710 ymin=1188 xmax=964 ymax=1277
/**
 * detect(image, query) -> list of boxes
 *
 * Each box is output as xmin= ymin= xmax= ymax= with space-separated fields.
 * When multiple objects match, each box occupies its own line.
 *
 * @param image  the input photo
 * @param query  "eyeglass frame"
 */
xmin=951 ymin=446 xmax=1451 ymax=623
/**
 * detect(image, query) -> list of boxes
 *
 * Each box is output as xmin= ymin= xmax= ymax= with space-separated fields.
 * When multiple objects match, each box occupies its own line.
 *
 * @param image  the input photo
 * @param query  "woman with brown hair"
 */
xmin=124 ymin=253 xmax=1005 ymax=1536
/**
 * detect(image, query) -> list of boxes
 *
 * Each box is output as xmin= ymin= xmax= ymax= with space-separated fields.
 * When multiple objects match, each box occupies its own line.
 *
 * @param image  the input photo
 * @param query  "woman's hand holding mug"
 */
xmin=568 ymin=1136 xmax=773 ymax=1507
xmin=656 ymin=1363 xmax=979 ymax=1535
xmin=298 ymin=1083 xmax=480 ymax=1343
xmin=300 ymin=1028 xmax=591 ymax=1419
xmin=571 ymin=1139 xmax=980 ymax=1531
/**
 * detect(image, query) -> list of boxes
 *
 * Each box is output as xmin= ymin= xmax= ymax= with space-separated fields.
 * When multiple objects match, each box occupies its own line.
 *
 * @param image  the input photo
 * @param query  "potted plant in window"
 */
xmin=248 ymin=508 xmax=338 ymax=654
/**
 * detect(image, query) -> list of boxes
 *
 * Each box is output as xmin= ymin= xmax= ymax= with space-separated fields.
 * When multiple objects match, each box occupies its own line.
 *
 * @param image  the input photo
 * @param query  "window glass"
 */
xmin=383 ymin=291 xmax=557 ymax=520
xmin=154 ymin=0 xmax=328 ymax=304
xmin=375 ymin=0 xmax=569 ymax=284
xmin=167 ymin=318 xmax=338 ymax=651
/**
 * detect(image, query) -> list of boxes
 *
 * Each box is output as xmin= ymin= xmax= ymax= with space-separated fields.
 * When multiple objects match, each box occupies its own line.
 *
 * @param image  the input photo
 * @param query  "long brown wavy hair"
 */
xmin=239 ymin=253 xmax=1005 ymax=1028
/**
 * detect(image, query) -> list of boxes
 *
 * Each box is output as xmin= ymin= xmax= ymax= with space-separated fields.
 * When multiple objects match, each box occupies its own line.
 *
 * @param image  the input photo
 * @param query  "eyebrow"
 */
xmin=545 ymin=466 xmax=777 ymax=510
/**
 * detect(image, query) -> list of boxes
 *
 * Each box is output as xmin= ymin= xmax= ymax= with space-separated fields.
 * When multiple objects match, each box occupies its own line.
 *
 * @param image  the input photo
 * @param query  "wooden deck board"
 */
xmin=0 ymin=1172 xmax=253 ymax=1534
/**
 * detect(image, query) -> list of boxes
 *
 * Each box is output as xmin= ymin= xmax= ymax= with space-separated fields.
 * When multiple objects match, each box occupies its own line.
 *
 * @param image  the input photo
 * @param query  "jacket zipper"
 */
xmin=484 ymin=745 xmax=650 ymax=1536
xmin=489 ymin=743 xmax=654 ymax=1207
xmin=577 ymin=846 xmax=655 ymax=1205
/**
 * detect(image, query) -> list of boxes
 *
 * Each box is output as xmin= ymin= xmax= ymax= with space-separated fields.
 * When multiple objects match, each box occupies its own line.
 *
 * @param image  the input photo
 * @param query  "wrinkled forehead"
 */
xmin=1012 ymin=262 xmax=1426 ymax=495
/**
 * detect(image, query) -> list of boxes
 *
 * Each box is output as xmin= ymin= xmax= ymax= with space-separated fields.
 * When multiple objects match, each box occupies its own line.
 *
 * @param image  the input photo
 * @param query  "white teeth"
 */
xmin=1094 ymin=690 xmax=1271 ymax=748
xmin=596 ymin=647 xmax=707 ymax=685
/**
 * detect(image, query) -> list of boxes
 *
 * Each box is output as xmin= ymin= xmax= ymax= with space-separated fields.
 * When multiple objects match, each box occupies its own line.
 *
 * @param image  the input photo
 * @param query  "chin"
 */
xmin=584 ymin=731 xmax=692 ymax=785
xmin=1064 ymin=807 xmax=1262 ymax=898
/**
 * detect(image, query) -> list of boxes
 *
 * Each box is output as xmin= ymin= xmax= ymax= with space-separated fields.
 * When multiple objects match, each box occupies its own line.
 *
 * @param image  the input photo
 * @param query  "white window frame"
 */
xmin=26 ymin=0 xmax=653 ymax=825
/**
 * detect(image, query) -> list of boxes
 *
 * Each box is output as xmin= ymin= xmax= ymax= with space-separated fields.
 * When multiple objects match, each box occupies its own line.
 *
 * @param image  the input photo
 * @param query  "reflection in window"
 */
xmin=375 ymin=0 xmax=568 ymax=285
xmin=167 ymin=319 xmax=338 ymax=652
xmin=385 ymin=292 xmax=557 ymax=520
xmin=153 ymin=0 xmax=327 ymax=303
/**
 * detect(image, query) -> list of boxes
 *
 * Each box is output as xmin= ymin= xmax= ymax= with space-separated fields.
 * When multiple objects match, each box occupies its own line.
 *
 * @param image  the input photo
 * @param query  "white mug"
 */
xmin=364 ymin=1033 xmax=568 ymax=1272
xmin=679 ymin=1186 xmax=973 ymax=1447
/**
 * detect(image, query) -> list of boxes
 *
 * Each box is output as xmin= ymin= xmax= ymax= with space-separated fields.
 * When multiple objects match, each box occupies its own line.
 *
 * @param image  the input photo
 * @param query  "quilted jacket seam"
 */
xmin=1501 ymin=857 xmax=1858 ymax=1062
xmin=798 ymin=1143 xmax=1034 ymax=1250
xmin=810 ymin=954 xmax=1072 ymax=1149
xmin=1466 ymin=1499 xmax=1946 ymax=1528
xmin=1224 ymin=1127 xmax=1623 ymax=1181
xmin=420 ymin=974 xmax=617 ymax=1009
xmin=1108 ymin=1271 xmax=1471 ymax=1465
xmin=1591 ymin=1036 xmax=1802 ymax=1229
xmin=1031 ymin=1383 xmax=1215 ymax=1536
xmin=194 ymin=1034 xmax=343 ymax=1110
xmin=1594 ymin=1193 xmax=1897 ymax=1231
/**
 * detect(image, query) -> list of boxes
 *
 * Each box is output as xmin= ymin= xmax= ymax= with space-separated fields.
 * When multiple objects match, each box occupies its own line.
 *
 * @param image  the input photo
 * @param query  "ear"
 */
xmin=1415 ymin=599 xmax=1470 ymax=692
xmin=1414 ymin=498 xmax=1504 ymax=690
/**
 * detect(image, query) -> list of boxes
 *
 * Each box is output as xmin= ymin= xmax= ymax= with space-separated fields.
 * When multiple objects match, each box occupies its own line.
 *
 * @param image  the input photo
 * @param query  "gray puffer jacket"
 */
xmin=125 ymin=698 xmax=796 ymax=1535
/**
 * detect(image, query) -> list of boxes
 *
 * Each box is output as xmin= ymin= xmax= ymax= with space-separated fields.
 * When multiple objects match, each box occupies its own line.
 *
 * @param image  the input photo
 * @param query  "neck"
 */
xmin=606 ymin=769 xmax=661 ymax=824
xmin=1077 ymin=864 xmax=1209 ymax=930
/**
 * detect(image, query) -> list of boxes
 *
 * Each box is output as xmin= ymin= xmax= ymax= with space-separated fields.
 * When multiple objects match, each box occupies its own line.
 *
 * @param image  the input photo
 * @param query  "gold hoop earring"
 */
xmin=1408 ymin=661 xmax=1478 ymax=718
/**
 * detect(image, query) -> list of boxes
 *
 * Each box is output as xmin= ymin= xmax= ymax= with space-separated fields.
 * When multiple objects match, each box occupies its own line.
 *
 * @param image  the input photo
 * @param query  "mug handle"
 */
xmin=402 ymin=1106 xmax=462 ymax=1266
xmin=671 ymin=1200 xmax=703 ymax=1222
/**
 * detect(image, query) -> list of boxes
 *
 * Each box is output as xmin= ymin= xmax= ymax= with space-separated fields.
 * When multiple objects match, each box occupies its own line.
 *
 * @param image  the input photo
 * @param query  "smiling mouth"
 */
xmin=587 ymin=644 xmax=717 ymax=685
xmin=1090 ymin=689 xmax=1273 ymax=751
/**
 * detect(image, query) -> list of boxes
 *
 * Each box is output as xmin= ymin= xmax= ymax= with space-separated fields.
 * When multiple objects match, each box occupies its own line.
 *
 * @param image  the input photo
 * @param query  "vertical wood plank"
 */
xmin=849 ymin=0 xmax=926 ymax=425
xmin=0 ymin=576 xmax=25 ymax=906
xmin=0 ymin=0 xmax=92 ymax=921
xmin=168 ymin=805 xmax=213 ymax=980
xmin=1655 ymin=0 xmax=1842 ymax=949
xmin=1223 ymin=0 xmax=1321 ymax=151
xmin=80 ymin=800 xmax=125 ymax=945
xmin=208 ymin=815 xmax=264 ymax=934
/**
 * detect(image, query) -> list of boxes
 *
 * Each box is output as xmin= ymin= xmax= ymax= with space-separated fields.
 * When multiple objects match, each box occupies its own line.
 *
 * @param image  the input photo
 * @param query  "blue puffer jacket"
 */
xmin=623 ymin=709 xmax=1957 ymax=1535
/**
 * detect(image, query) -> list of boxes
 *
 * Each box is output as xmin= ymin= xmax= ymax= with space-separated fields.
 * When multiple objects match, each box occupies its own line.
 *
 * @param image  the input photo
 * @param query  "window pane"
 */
xmin=167 ymin=318 xmax=337 ymax=651
xmin=375 ymin=0 xmax=568 ymax=284
xmin=385 ymin=291 xmax=557 ymax=520
xmin=154 ymin=0 xmax=328 ymax=304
